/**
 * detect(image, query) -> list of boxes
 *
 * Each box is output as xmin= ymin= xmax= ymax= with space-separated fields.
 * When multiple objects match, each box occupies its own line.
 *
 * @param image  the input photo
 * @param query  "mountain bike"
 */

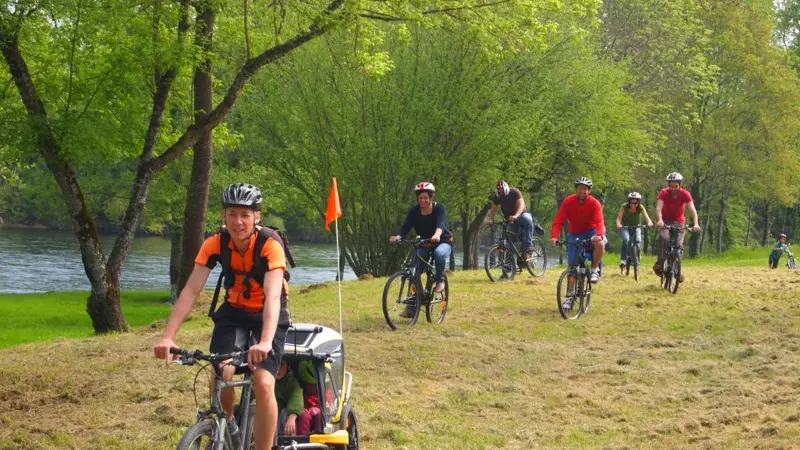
xmin=660 ymin=224 xmax=694 ymax=294
xmin=484 ymin=220 xmax=547 ymax=282
xmin=620 ymin=225 xmax=648 ymax=281
xmin=555 ymin=238 xmax=595 ymax=320
xmin=382 ymin=239 xmax=449 ymax=330
xmin=170 ymin=347 xmax=255 ymax=450
xmin=786 ymin=244 xmax=797 ymax=269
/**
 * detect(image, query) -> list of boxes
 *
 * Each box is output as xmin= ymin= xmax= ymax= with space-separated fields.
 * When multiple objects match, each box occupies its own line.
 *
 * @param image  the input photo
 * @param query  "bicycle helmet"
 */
xmin=666 ymin=172 xmax=684 ymax=183
xmin=627 ymin=192 xmax=642 ymax=200
xmin=779 ymin=233 xmax=787 ymax=239
xmin=496 ymin=180 xmax=510 ymax=197
xmin=414 ymin=182 xmax=435 ymax=195
xmin=575 ymin=177 xmax=593 ymax=188
xmin=222 ymin=183 xmax=263 ymax=210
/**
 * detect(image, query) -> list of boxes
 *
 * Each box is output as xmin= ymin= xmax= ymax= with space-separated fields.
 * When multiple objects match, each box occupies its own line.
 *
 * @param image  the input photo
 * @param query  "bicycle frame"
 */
xmin=493 ymin=221 xmax=525 ymax=261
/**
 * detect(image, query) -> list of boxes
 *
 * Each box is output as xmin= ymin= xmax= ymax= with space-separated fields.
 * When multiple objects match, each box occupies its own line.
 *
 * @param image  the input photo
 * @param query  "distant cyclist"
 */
xmin=389 ymin=182 xmax=453 ymax=317
xmin=769 ymin=234 xmax=788 ymax=269
xmin=654 ymin=172 xmax=701 ymax=278
xmin=488 ymin=180 xmax=538 ymax=257
xmin=550 ymin=177 xmax=606 ymax=283
xmin=615 ymin=192 xmax=653 ymax=272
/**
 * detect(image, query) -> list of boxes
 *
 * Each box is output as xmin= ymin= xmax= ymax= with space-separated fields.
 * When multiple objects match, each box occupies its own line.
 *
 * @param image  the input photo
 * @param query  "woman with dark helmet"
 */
xmin=389 ymin=182 xmax=453 ymax=317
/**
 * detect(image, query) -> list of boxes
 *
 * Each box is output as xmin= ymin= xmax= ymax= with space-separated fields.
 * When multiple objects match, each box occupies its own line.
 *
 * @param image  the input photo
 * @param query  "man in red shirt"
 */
xmin=654 ymin=172 xmax=701 ymax=277
xmin=551 ymin=177 xmax=606 ymax=284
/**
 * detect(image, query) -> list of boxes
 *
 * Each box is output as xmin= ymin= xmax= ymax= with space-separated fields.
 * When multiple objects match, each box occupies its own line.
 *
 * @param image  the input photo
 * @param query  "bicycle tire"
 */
xmin=524 ymin=238 xmax=547 ymax=277
xmin=425 ymin=273 xmax=449 ymax=325
xmin=176 ymin=420 xmax=231 ymax=450
xmin=382 ymin=271 xmax=420 ymax=330
xmin=582 ymin=269 xmax=592 ymax=314
xmin=485 ymin=245 xmax=516 ymax=282
xmin=334 ymin=409 xmax=360 ymax=450
xmin=632 ymin=245 xmax=640 ymax=281
xmin=557 ymin=269 xmax=583 ymax=320
xmin=789 ymin=255 xmax=797 ymax=270
xmin=670 ymin=256 xmax=682 ymax=294
xmin=662 ymin=258 xmax=672 ymax=291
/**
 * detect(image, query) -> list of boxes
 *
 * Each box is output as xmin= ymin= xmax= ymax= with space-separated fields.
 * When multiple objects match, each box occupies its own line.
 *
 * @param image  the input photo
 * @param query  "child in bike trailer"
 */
xmin=769 ymin=234 xmax=789 ymax=269
xmin=275 ymin=360 xmax=320 ymax=436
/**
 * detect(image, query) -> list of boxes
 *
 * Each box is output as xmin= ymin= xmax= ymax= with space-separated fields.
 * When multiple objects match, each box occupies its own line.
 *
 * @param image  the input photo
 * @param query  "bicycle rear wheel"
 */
xmin=423 ymin=272 xmax=449 ymax=325
xmin=670 ymin=256 xmax=682 ymax=294
xmin=382 ymin=271 xmax=421 ymax=330
xmin=557 ymin=269 xmax=583 ymax=320
xmin=523 ymin=238 xmax=547 ymax=277
xmin=176 ymin=420 xmax=231 ymax=450
xmin=485 ymin=245 xmax=516 ymax=282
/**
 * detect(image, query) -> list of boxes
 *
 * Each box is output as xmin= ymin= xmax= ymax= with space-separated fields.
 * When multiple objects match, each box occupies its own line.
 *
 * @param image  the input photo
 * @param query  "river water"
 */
xmin=0 ymin=228 xmax=361 ymax=293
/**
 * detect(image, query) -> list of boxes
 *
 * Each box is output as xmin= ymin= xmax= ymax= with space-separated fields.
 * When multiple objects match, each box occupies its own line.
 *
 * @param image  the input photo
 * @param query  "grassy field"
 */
xmin=1 ymin=255 xmax=799 ymax=449
xmin=0 ymin=291 xmax=171 ymax=348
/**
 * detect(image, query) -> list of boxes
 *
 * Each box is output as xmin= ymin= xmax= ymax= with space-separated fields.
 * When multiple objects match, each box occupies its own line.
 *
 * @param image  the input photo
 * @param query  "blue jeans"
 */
xmin=619 ymin=227 xmax=641 ymax=264
xmin=416 ymin=243 xmax=452 ymax=282
xmin=510 ymin=212 xmax=534 ymax=250
xmin=566 ymin=229 xmax=606 ymax=272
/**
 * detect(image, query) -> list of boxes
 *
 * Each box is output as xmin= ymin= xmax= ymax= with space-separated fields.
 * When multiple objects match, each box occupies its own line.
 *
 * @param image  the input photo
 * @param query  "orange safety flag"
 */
xmin=325 ymin=177 xmax=343 ymax=231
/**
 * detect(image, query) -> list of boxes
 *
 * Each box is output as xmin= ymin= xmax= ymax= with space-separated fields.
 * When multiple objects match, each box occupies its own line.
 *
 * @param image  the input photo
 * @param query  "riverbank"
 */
xmin=1 ymin=261 xmax=799 ymax=449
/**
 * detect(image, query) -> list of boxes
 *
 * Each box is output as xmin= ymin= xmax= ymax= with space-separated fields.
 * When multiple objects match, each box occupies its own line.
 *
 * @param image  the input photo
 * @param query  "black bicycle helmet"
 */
xmin=222 ymin=183 xmax=263 ymax=210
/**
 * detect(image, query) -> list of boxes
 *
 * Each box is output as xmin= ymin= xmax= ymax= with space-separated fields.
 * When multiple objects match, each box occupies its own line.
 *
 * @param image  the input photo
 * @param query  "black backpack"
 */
xmin=207 ymin=225 xmax=296 ymax=317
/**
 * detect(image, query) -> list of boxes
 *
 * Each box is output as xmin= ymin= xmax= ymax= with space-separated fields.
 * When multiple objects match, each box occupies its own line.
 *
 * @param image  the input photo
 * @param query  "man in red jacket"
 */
xmin=551 ymin=177 xmax=606 ymax=284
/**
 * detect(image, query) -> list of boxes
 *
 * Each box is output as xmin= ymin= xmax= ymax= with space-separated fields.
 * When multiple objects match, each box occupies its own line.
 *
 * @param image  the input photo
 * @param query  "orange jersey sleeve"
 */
xmin=195 ymin=234 xmax=223 ymax=268
xmin=261 ymin=237 xmax=287 ymax=272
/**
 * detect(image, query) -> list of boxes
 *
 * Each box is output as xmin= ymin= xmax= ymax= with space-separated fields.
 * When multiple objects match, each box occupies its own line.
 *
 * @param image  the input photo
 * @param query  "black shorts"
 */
xmin=209 ymin=302 xmax=287 ymax=376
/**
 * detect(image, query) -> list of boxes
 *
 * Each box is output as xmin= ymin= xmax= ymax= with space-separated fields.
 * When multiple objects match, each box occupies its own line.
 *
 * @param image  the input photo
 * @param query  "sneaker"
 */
xmin=434 ymin=281 xmax=445 ymax=293
xmin=590 ymin=269 xmax=600 ymax=284
xmin=561 ymin=298 xmax=573 ymax=310
xmin=653 ymin=263 xmax=663 ymax=276
xmin=399 ymin=307 xmax=415 ymax=318
xmin=227 ymin=418 xmax=241 ymax=447
xmin=619 ymin=263 xmax=625 ymax=273
xmin=678 ymin=273 xmax=684 ymax=283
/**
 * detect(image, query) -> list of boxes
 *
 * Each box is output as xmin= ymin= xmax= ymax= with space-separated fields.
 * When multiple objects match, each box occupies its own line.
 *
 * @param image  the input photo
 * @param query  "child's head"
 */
xmin=276 ymin=359 xmax=290 ymax=380
xmin=780 ymin=233 xmax=787 ymax=243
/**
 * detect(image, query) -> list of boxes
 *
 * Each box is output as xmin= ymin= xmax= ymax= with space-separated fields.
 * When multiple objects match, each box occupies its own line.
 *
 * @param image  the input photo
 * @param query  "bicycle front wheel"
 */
xmin=632 ymin=246 xmax=640 ymax=282
xmin=670 ymin=256 xmax=682 ymax=294
xmin=425 ymin=274 xmax=449 ymax=325
xmin=176 ymin=420 xmax=230 ymax=450
xmin=382 ymin=271 xmax=421 ymax=330
xmin=524 ymin=238 xmax=547 ymax=277
xmin=789 ymin=255 xmax=797 ymax=270
xmin=661 ymin=259 xmax=672 ymax=291
xmin=485 ymin=245 xmax=516 ymax=282
xmin=557 ymin=269 xmax=583 ymax=320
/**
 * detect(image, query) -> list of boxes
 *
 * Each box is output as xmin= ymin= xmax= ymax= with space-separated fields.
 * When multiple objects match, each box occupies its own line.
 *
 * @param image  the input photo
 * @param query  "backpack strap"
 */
xmin=208 ymin=227 xmax=232 ymax=317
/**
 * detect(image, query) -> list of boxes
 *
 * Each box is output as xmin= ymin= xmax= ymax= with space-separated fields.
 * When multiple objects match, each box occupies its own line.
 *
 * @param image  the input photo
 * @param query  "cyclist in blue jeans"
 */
xmin=390 ymin=182 xmax=453 ymax=318
xmin=487 ymin=180 xmax=538 ymax=257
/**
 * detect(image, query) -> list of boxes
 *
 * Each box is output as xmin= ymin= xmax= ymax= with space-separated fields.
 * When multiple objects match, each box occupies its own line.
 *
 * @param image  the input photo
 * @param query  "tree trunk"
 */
xmin=717 ymin=184 xmax=728 ymax=254
xmin=762 ymin=202 xmax=771 ymax=246
xmin=461 ymin=204 xmax=491 ymax=270
xmin=169 ymin=228 xmax=183 ymax=304
xmin=698 ymin=201 xmax=711 ymax=254
xmin=744 ymin=202 xmax=752 ymax=247
xmin=1 ymin=27 xmax=127 ymax=332
xmin=178 ymin=3 xmax=216 ymax=292
xmin=688 ymin=177 xmax=702 ymax=257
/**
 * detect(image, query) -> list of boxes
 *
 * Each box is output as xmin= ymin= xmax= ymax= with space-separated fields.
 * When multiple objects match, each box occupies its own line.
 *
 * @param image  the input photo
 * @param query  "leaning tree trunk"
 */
xmin=178 ymin=3 xmax=216 ymax=292
xmin=461 ymin=204 xmax=491 ymax=270
xmin=0 ymin=27 xmax=127 ymax=331
xmin=688 ymin=177 xmax=702 ymax=258
xmin=169 ymin=228 xmax=183 ymax=304
xmin=717 ymin=187 xmax=728 ymax=254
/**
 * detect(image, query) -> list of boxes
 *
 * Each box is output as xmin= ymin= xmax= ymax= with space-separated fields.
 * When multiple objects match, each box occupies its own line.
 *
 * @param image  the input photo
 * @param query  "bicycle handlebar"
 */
xmin=393 ymin=238 xmax=433 ymax=246
xmin=169 ymin=347 xmax=246 ymax=365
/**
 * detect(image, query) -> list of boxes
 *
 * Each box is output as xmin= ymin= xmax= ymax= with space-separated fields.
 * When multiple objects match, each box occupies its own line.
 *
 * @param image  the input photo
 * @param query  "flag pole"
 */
xmin=334 ymin=214 xmax=343 ymax=338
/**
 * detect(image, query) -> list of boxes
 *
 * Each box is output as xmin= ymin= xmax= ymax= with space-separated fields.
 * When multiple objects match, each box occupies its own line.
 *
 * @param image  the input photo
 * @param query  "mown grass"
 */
xmin=0 ymin=291 xmax=171 ymax=348
xmin=1 ymin=257 xmax=799 ymax=449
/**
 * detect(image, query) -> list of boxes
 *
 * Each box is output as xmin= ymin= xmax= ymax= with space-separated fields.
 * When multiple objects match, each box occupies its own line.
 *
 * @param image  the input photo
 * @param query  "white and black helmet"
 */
xmin=414 ymin=181 xmax=435 ymax=194
xmin=222 ymin=183 xmax=263 ymax=210
xmin=575 ymin=177 xmax=593 ymax=188
xmin=666 ymin=172 xmax=684 ymax=183
xmin=627 ymin=191 xmax=642 ymax=200
xmin=496 ymin=180 xmax=510 ymax=197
